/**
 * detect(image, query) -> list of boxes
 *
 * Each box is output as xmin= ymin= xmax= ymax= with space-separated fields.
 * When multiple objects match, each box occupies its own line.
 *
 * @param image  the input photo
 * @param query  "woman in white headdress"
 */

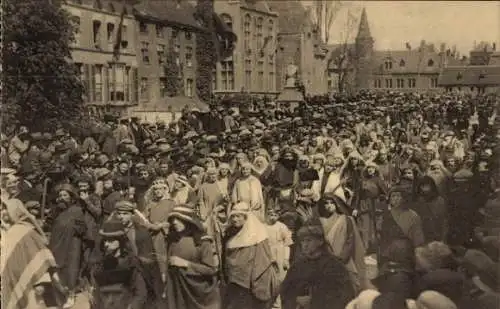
xmin=223 ymin=202 xmax=279 ymax=309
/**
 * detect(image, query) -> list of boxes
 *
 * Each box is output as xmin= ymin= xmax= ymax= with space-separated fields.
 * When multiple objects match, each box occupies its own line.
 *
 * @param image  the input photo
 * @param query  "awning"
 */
xmin=130 ymin=96 xmax=210 ymax=113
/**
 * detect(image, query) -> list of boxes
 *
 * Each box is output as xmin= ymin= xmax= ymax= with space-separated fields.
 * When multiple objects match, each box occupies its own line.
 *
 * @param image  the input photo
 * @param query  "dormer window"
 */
xmin=399 ymin=59 xmax=405 ymax=67
xmin=456 ymin=72 xmax=463 ymax=80
xmin=479 ymin=70 xmax=486 ymax=79
xmin=428 ymin=59 xmax=434 ymax=67
xmin=384 ymin=60 xmax=393 ymax=70
xmin=108 ymin=3 xmax=115 ymax=12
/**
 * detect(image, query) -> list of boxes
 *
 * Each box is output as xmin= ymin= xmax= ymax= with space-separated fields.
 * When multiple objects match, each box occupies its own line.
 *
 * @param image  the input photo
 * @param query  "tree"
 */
xmin=311 ymin=1 xmax=343 ymax=44
xmin=2 ymin=0 xmax=84 ymax=131
xmin=164 ymin=38 xmax=181 ymax=97
xmin=328 ymin=7 xmax=360 ymax=93
xmin=195 ymin=0 xmax=217 ymax=104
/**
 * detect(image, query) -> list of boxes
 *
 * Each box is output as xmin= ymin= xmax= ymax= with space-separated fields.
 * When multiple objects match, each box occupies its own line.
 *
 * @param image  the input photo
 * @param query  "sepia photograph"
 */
xmin=1 ymin=0 xmax=499 ymax=308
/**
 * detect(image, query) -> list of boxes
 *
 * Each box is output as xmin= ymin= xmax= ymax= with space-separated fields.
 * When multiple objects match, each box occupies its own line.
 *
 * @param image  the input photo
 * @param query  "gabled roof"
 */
xmin=372 ymin=49 xmax=454 ymax=74
xmin=133 ymin=0 xmax=204 ymax=31
xmin=241 ymin=0 xmax=276 ymax=15
xmin=438 ymin=66 xmax=500 ymax=86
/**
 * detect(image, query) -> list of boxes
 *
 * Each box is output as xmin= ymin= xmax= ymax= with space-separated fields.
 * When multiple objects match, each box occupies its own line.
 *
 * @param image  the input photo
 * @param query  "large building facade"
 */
xmin=133 ymin=0 xmax=201 ymax=105
xmin=213 ymin=0 xmax=278 ymax=96
xmin=63 ymin=0 xmax=139 ymax=116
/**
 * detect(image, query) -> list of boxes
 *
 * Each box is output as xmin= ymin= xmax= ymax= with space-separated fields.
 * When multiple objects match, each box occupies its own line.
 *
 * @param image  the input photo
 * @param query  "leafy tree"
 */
xmin=2 ymin=0 xmax=84 ymax=131
xmin=164 ymin=39 xmax=180 ymax=96
xmin=195 ymin=0 xmax=216 ymax=104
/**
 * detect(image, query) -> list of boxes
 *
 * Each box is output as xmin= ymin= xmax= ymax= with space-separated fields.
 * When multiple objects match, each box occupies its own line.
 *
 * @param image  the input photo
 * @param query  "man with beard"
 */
xmin=261 ymin=148 xmax=299 ymax=211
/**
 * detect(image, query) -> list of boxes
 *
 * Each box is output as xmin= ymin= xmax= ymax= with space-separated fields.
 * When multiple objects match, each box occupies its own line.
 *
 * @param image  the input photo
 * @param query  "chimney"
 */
xmin=439 ymin=43 xmax=446 ymax=53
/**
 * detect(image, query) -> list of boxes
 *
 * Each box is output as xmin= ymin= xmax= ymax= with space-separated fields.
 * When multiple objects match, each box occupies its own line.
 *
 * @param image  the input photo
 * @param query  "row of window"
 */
xmin=140 ymin=41 xmax=193 ymax=67
xmin=139 ymin=21 xmax=193 ymax=41
xmin=139 ymin=77 xmax=195 ymax=100
xmin=71 ymin=16 xmax=131 ymax=50
xmin=213 ymin=60 xmax=275 ymax=92
xmin=76 ymin=63 xmax=138 ymax=103
xmin=241 ymin=14 xmax=274 ymax=52
xmin=373 ymin=77 xmax=439 ymax=89
xmin=384 ymin=59 xmax=435 ymax=70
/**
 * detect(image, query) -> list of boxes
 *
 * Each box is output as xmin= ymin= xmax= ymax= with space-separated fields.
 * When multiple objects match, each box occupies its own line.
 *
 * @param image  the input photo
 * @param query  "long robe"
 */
xmin=223 ymin=215 xmax=279 ymax=309
xmin=166 ymin=236 xmax=220 ymax=309
xmin=320 ymin=214 xmax=366 ymax=292
xmin=231 ymin=176 xmax=265 ymax=221
xmin=198 ymin=182 xmax=225 ymax=222
xmin=49 ymin=204 xmax=86 ymax=291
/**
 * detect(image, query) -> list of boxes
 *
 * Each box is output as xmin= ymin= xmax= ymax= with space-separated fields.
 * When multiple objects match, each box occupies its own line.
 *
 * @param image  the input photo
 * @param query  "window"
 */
xmin=256 ymin=17 xmax=263 ymax=50
xmin=245 ymin=69 xmax=252 ymax=90
xmin=396 ymin=78 xmax=405 ymax=88
xmin=141 ymin=41 xmax=150 ymax=64
xmin=268 ymin=19 xmax=274 ymax=36
xmin=408 ymin=78 xmax=416 ymax=88
xmin=185 ymin=47 xmax=193 ymax=67
xmin=373 ymin=79 xmax=382 ymax=88
xmin=221 ymin=60 xmax=234 ymax=90
xmin=221 ymin=14 xmax=233 ymax=29
xmin=430 ymin=77 xmax=438 ymax=88
xmin=399 ymin=59 xmax=405 ymax=67
xmin=174 ymin=43 xmax=180 ymax=54
xmin=92 ymin=20 xmax=101 ymax=47
xmin=160 ymin=77 xmax=168 ymax=97
xmin=269 ymin=71 xmax=274 ymax=91
xmin=244 ymin=14 xmax=251 ymax=51
xmin=91 ymin=65 xmax=102 ymax=102
xmin=109 ymin=64 xmax=126 ymax=101
xmin=121 ymin=25 xmax=128 ymax=49
xmin=140 ymin=78 xmax=148 ymax=100
xmin=156 ymin=24 xmax=163 ymax=38
xmin=384 ymin=60 xmax=393 ymax=70
xmin=186 ymin=79 xmax=194 ymax=97
xmin=427 ymin=59 xmax=434 ymax=67
xmin=139 ymin=21 xmax=148 ymax=34
xmin=257 ymin=60 xmax=264 ymax=89
xmin=132 ymin=68 xmax=138 ymax=102
xmin=107 ymin=23 xmax=115 ymax=42
xmin=157 ymin=44 xmax=165 ymax=65
xmin=385 ymin=78 xmax=393 ymax=88
xmin=71 ymin=16 xmax=81 ymax=44
xmin=108 ymin=2 xmax=115 ymax=12
xmin=172 ymin=29 xmax=179 ymax=41
xmin=185 ymin=31 xmax=192 ymax=40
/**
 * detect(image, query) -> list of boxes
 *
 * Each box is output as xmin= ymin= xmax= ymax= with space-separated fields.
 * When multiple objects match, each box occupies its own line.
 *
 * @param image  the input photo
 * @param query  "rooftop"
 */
xmin=438 ymin=65 xmax=500 ymax=86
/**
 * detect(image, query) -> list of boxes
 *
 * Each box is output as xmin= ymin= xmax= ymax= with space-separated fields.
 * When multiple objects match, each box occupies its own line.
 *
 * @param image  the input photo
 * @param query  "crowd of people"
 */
xmin=1 ymin=90 xmax=499 ymax=309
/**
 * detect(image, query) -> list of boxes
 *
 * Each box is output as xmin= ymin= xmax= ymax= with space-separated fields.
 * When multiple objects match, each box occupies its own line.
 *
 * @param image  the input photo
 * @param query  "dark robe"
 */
xmin=49 ymin=203 xmax=86 ymax=291
xmin=281 ymin=251 xmax=355 ymax=309
xmin=166 ymin=235 xmax=220 ymax=309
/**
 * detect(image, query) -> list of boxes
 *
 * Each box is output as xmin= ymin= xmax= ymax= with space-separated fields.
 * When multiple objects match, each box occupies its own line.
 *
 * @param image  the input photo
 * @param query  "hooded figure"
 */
xmin=413 ymin=176 xmax=447 ymax=242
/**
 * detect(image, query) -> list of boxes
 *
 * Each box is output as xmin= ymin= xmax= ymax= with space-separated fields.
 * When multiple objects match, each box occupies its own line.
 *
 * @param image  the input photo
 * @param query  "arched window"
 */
xmin=244 ymin=14 xmax=251 ymax=51
xmin=268 ymin=19 xmax=274 ymax=35
xmin=399 ymin=59 xmax=406 ymax=67
xmin=256 ymin=17 xmax=264 ymax=49
xmin=220 ymin=13 xmax=233 ymax=29
xmin=427 ymin=59 xmax=434 ymax=66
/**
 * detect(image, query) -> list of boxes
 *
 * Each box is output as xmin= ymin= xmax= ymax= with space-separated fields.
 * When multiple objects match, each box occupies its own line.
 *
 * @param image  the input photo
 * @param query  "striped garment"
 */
xmin=1 ymin=223 xmax=56 ymax=309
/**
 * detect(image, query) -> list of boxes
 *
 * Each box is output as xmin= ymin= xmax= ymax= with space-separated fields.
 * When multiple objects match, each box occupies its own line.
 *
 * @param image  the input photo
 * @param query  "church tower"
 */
xmin=354 ymin=8 xmax=374 ymax=90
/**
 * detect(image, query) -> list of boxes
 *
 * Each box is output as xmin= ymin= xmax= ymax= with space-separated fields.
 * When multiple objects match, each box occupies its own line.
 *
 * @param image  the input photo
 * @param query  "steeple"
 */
xmin=356 ymin=7 xmax=371 ymax=40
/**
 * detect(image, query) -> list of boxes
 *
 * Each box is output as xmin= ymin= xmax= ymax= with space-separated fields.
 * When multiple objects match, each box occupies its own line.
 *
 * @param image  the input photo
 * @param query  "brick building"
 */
xmin=439 ymin=42 xmax=500 ymax=94
xmin=213 ymin=0 xmax=278 ymax=96
xmin=269 ymin=0 xmax=329 ymax=96
xmin=327 ymin=7 xmax=461 ymax=93
xmin=132 ymin=1 xmax=201 ymax=103
xmin=63 ymin=0 xmax=139 ymax=116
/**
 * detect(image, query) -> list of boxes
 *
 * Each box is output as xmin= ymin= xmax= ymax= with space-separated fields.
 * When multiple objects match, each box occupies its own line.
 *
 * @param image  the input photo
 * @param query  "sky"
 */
xmin=303 ymin=1 xmax=500 ymax=55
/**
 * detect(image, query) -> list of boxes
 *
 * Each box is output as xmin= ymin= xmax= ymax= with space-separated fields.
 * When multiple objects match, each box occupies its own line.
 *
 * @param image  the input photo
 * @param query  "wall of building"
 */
xmin=135 ymin=19 xmax=197 ymax=105
xmin=371 ymin=73 xmax=441 ymax=92
xmin=63 ymin=1 xmax=139 ymax=115
xmin=214 ymin=0 xmax=278 ymax=96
